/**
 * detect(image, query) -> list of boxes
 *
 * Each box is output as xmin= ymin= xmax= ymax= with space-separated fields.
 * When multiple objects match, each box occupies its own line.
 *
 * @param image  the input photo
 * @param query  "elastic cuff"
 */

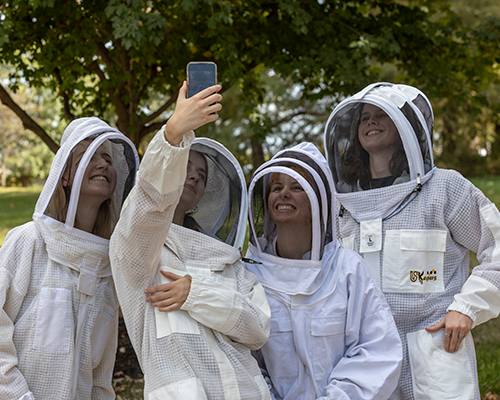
xmin=447 ymin=301 xmax=477 ymax=323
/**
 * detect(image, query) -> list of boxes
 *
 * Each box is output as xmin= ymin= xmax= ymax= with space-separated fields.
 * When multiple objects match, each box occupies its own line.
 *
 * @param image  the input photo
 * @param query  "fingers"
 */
xmin=144 ymin=281 xmax=173 ymax=296
xmin=425 ymin=318 xmax=445 ymax=333
xmin=444 ymin=331 xmax=466 ymax=353
xmin=194 ymin=84 xmax=222 ymax=100
xmin=160 ymin=270 xmax=182 ymax=280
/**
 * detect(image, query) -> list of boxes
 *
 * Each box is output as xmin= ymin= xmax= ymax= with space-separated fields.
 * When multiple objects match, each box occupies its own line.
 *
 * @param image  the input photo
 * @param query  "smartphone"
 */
xmin=187 ymin=61 xmax=217 ymax=98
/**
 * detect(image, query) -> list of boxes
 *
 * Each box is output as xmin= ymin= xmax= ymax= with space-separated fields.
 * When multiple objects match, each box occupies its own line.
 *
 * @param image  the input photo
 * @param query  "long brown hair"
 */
xmin=341 ymin=104 xmax=408 ymax=187
xmin=45 ymin=140 xmax=116 ymax=239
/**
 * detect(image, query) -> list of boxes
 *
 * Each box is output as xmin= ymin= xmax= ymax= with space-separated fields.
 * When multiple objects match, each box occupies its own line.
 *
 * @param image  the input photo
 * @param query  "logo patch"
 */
xmin=410 ymin=269 xmax=437 ymax=285
xmin=366 ymin=234 xmax=375 ymax=247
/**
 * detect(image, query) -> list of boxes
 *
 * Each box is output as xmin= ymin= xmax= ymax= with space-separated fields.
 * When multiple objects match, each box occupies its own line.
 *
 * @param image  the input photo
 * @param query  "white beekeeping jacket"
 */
xmin=244 ymin=142 xmax=402 ymax=400
xmin=0 ymin=117 xmax=139 ymax=400
xmin=324 ymin=82 xmax=500 ymax=400
xmin=110 ymin=128 xmax=272 ymax=400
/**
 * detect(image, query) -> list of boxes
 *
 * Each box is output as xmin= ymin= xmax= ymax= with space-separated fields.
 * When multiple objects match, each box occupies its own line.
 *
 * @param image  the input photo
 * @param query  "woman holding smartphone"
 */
xmin=110 ymin=82 xmax=272 ymax=400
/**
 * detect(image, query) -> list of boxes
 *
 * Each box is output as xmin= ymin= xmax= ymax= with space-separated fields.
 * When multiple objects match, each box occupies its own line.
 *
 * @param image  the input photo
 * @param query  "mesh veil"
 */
xmin=189 ymin=138 xmax=247 ymax=249
xmin=34 ymin=117 xmax=139 ymax=233
xmin=324 ymin=82 xmax=434 ymax=194
xmin=248 ymin=142 xmax=334 ymax=261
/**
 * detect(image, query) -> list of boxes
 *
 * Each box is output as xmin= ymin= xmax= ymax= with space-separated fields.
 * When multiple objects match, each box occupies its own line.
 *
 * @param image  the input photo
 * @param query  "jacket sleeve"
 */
xmin=318 ymin=250 xmax=402 ymax=400
xmin=0 ymin=226 xmax=37 ymax=400
xmin=444 ymin=173 xmax=500 ymax=327
xmin=110 ymin=127 xmax=193 ymax=292
xmin=180 ymin=263 xmax=271 ymax=350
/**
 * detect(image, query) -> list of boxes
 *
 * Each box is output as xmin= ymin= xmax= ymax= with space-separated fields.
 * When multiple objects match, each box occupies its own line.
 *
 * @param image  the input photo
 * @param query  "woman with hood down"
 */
xmin=0 ymin=117 xmax=139 ymax=399
xmin=324 ymin=82 xmax=500 ymax=400
xmin=109 ymin=82 xmax=272 ymax=399
xmin=244 ymin=142 xmax=402 ymax=400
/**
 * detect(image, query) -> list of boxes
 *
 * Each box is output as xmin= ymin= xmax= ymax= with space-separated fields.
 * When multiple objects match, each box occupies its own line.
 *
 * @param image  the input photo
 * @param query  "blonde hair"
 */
xmin=45 ymin=141 xmax=117 ymax=239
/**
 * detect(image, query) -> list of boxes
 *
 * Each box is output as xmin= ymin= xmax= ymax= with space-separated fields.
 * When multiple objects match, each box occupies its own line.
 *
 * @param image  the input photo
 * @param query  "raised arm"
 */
xmin=110 ymin=83 xmax=222 ymax=290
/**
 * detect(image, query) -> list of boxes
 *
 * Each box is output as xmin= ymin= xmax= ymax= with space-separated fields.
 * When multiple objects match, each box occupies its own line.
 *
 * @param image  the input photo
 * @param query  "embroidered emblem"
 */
xmin=366 ymin=234 xmax=375 ymax=247
xmin=410 ymin=269 xmax=437 ymax=285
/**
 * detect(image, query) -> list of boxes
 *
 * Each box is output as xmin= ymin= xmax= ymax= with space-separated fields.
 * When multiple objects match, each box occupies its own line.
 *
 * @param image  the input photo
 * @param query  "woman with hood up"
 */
xmin=324 ymin=82 xmax=500 ymax=400
xmin=244 ymin=142 xmax=402 ymax=400
xmin=109 ymin=82 xmax=272 ymax=400
xmin=0 ymin=117 xmax=139 ymax=399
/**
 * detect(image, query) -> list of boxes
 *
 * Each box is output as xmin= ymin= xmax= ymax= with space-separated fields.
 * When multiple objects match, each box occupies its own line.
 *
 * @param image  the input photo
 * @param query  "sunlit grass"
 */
xmin=0 ymin=185 xmax=42 ymax=245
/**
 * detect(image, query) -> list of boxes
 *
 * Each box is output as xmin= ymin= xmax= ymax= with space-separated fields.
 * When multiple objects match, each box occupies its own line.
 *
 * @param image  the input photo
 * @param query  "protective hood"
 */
xmin=246 ymin=142 xmax=339 ymax=297
xmin=189 ymin=137 xmax=248 ymax=250
xmin=324 ymin=82 xmax=435 ymax=221
xmin=33 ymin=117 xmax=139 ymax=241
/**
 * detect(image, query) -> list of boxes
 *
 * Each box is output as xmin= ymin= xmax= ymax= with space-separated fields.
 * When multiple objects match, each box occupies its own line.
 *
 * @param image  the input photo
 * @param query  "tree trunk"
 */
xmin=250 ymin=137 xmax=265 ymax=174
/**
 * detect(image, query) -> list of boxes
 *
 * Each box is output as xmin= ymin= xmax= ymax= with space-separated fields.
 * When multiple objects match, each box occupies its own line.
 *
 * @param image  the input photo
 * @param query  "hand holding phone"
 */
xmin=187 ymin=62 xmax=217 ymax=98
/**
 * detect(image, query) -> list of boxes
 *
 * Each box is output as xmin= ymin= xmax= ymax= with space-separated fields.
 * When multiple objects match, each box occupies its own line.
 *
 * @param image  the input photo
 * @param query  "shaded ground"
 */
xmin=113 ymin=316 xmax=143 ymax=380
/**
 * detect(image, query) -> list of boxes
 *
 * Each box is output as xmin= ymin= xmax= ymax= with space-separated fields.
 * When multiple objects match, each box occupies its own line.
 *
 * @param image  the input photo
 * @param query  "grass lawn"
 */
xmin=1 ymin=180 xmax=500 ymax=399
xmin=0 ymin=186 xmax=42 ymax=244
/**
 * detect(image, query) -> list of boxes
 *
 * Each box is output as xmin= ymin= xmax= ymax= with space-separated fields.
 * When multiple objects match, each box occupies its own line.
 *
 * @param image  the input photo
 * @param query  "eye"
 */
xmin=271 ymin=185 xmax=282 ymax=192
xmin=361 ymin=116 xmax=369 ymax=122
xmin=199 ymin=172 xmax=206 ymax=182
xmin=292 ymin=185 xmax=304 ymax=192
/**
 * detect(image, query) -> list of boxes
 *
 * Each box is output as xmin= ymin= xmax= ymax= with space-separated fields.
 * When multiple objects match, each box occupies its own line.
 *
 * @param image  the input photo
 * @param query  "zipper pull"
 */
xmin=415 ymin=173 xmax=422 ymax=192
xmin=339 ymin=205 xmax=345 ymax=218
xmin=242 ymin=257 xmax=262 ymax=264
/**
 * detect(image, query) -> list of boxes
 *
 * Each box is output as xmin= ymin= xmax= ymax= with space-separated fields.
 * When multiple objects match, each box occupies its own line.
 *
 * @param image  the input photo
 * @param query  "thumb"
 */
xmin=426 ymin=317 xmax=445 ymax=332
xmin=177 ymin=81 xmax=188 ymax=101
xmin=160 ymin=270 xmax=183 ymax=281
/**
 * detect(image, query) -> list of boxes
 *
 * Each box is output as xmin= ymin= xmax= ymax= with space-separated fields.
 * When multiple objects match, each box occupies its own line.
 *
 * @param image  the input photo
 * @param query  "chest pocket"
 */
xmin=382 ymin=230 xmax=446 ymax=293
xmin=311 ymin=316 xmax=345 ymax=380
xmin=34 ymin=287 xmax=73 ymax=353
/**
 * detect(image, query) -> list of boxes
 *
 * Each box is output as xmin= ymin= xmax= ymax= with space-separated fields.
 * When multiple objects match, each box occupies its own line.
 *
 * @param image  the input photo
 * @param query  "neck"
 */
xmin=74 ymin=202 xmax=101 ymax=233
xmin=275 ymin=223 xmax=312 ymax=260
xmin=369 ymin=152 xmax=392 ymax=179
xmin=173 ymin=204 xmax=189 ymax=226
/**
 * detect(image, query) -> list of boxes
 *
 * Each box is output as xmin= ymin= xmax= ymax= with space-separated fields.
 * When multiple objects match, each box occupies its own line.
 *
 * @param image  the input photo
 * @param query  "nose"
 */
xmin=187 ymin=167 xmax=199 ymax=182
xmin=279 ymin=187 xmax=290 ymax=199
xmin=95 ymin=157 xmax=109 ymax=169
xmin=367 ymin=115 xmax=378 ymax=125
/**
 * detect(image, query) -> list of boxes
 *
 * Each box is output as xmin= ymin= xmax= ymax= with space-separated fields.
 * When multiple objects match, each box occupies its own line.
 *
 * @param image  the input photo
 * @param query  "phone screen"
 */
xmin=187 ymin=62 xmax=217 ymax=98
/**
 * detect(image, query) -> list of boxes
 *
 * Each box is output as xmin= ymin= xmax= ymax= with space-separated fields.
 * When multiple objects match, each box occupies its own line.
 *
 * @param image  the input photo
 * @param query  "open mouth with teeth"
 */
xmin=91 ymin=175 xmax=108 ymax=182
xmin=366 ymin=129 xmax=383 ymax=136
xmin=276 ymin=205 xmax=295 ymax=210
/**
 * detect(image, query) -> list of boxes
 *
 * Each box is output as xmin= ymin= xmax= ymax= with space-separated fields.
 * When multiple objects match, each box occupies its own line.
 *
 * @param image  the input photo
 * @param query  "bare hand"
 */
xmin=144 ymin=270 xmax=192 ymax=312
xmin=164 ymin=81 xmax=222 ymax=145
xmin=425 ymin=311 xmax=473 ymax=353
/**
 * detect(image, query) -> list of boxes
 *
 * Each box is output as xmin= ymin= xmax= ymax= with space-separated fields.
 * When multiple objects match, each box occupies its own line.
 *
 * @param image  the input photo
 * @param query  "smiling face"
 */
xmin=179 ymin=150 xmax=207 ymax=211
xmin=357 ymin=103 xmax=400 ymax=156
xmin=267 ymin=173 xmax=312 ymax=228
xmin=63 ymin=140 xmax=117 ymax=206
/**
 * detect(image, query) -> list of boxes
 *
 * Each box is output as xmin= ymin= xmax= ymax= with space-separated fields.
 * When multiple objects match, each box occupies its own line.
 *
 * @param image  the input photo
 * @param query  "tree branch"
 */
xmin=53 ymin=67 xmax=75 ymax=120
xmin=0 ymin=84 xmax=59 ymax=153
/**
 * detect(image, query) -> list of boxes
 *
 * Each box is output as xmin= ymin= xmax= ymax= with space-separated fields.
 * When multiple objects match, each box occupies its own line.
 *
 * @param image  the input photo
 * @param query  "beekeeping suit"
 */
xmin=244 ymin=142 xmax=402 ymax=400
xmin=0 ymin=117 xmax=139 ymax=400
xmin=324 ymin=82 xmax=500 ymax=400
xmin=110 ymin=128 xmax=271 ymax=400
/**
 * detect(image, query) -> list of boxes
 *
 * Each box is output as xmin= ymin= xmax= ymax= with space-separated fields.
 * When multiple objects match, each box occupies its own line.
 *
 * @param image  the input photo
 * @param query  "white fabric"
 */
xmin=246 ymin=241 xmax=402 ymax=400
xmin=326 ymin=83 xmax=500 ymax=400
xmin=245 ymin=142 xmax=402 ymax=400
xmin=0 ymin=117 xmax=139 ymax=399
xmin=110 ymin=128 xmax=272 ymax=399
